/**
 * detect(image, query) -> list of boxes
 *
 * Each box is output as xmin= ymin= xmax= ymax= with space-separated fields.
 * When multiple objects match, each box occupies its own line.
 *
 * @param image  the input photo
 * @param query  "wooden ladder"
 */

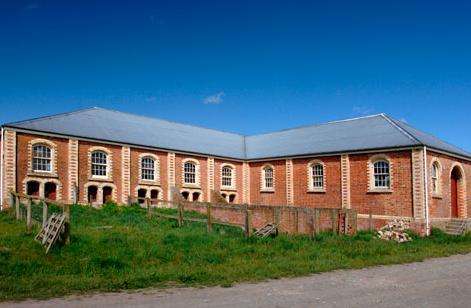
xmin=35 ymin=213 xmax=66 ymax=254
xmin=254 ymin=223 xmax=278 ymax=238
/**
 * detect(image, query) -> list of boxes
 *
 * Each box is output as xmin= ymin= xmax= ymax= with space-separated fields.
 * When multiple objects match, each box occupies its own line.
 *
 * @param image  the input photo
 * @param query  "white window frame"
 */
xmin=373 ymin=160 xmax=391 ymax=189
xmin=431 ymin=159 xmax=442 ymax=196
xmin=308 ymin=160 xmax=325 ymax=192
xmin=141 ymin=156 xmax=156 ymax=181
xmin=261 ymin=164 xmax=275 ymax=192
xmin=91 ymin=150 xmax=108 ymax=178
xmin=182 ymin=158 xmax=200 ymax=187
xmin=32 ymin=144 xmax=52 ymax=173
xmin=221 ymin=163 xmax=236 ymax=190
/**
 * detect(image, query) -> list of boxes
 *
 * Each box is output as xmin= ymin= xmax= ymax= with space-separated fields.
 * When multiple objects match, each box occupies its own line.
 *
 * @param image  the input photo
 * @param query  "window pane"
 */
xmin=264 ymin=167 xmax=273 ymax=188
xmin=32 ymin=145 xmax=52 ymax=172
xmin=222 ymin=166 xmax=233 ymax=187
xmin=141 ymin=157 xmax=155 ymax=180
xmin=184 ymin=162 xmax=196 ymax=184
xmin=312 ymin=164 xmax=324 ymax=188
xmin=373 ymin=161 xmax=390 ymax=188
xmin=91 ymin=151 xmax=107 ymax=176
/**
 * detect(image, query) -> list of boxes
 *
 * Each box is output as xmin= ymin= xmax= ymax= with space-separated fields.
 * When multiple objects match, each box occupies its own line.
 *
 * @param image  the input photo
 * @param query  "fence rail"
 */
xmin=8 ymin=191 xmax=71 ymax=243
xmin=131 ymin=194 xmax=358 ymax=237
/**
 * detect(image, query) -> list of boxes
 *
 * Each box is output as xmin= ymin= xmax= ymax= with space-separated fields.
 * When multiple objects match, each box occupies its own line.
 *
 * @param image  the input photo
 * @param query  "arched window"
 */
xmin=141 ymin=156 xmax=155 ymax=181
xmin=431 ymin=162 xmax=440 ymax=194
xmin=32 ymin=145 xmax=52 ymax=172
xmin=310 ymin=163 xmax=324 ymax=189
xmin=184 ymin=161 xmax=196 ymax=184
xmin=373 ymin=160 xmax=390 ymax=189
xmin=262 ymin=166 xmax=274 ymax=190
xmin=221 ymin=166 xmax=233 ymax=187
xmin=91 ymin=151 xmax=108 ymax=177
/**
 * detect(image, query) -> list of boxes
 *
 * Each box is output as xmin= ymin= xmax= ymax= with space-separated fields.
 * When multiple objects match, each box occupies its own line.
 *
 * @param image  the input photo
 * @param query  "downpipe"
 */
xmin=423 ymin=146 xmax=430 ymax=236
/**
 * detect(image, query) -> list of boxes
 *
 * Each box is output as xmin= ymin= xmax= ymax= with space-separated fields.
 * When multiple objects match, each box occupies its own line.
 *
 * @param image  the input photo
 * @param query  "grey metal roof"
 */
xmin=4 ymin=107 xmax=470 ymax=160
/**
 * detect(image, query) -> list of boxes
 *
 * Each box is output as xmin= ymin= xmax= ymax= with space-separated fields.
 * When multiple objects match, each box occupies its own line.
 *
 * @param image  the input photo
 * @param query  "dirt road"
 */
xmin=5 ymin=253 xmax=471 ymax=307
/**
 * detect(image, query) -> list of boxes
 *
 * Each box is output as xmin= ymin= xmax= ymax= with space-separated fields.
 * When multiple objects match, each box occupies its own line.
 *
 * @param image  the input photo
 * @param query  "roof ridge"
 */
xmin=3 ymin=107 xmax=99 ymax=127
xmin=93 ymin=107 xmax=246 ymax=137
xmin=248 ymin=113 xmax=385 ymax=137
xmin=380 ymin=114 xmax=422 ymax=145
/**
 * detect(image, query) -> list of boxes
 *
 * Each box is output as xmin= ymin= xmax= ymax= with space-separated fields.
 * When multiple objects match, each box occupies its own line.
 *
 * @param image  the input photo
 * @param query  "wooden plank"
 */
xmin=15 ymin=196 xmax=20 ymax=220
xmin=207 ymin=203 xmax=212 ymax=233
xmin=42 ymin=201 xmax=48 ymax=227
xmin=314 ymin=209 xmax=320 ymax=234
xmin=244 ymin=206 xmax=252 ymax=237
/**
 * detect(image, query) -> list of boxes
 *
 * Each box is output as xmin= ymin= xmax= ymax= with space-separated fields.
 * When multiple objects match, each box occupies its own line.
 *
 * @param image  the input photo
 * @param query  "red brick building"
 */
xmin=1 ymin=107 xmax=470 ymax=234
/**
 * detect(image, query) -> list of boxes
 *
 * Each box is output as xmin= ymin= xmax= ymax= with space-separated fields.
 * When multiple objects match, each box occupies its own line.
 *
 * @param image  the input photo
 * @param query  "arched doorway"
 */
xmin=44 ymin=182 xmax=57 ymax=200
xmin=88 ymin=186 xmax=98 ymax=204
xmin=103 ymin=186 xmax=113 ymax=204
xmin=137 ymin=188 xmax=147 ymax=204
xmin=450 ymin=167 xmax=462 ymax=218
xmin=26 ymin=181 xmax=40 ymax=197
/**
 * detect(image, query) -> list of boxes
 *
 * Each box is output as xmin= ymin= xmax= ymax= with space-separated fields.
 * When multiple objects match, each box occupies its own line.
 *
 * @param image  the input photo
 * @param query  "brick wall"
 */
xmin=427 ymin=150 xmax=471 ymax=220
xmin=249 ymin=160 xmax=287 ymax=205
xmin=292 ymin=156 xmax=342 ymax=208
xmin=350 ymin=151 xmax=414 ymax=217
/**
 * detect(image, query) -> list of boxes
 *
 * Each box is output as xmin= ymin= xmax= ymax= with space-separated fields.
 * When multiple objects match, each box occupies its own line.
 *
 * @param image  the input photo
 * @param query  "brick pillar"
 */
xmin=207 ymin=157 xmax=214 ymax=202
xmin=2 ymin=130 xmax=16 ymax=205
xmin=286 ymin=159 xmax=294 ymax=205
xmin=341 ymin=154 xmax=351 ymax=209
xmin=68 ymin=139 xmax=79 ymax=203
xmin=167 ymin=152 xmax=176 ymax=200
xmin=242 ymin=162 xmax=250 ymax=204
xmin=412 ymin=149 xmax=426 ymax=219
xmin=121 ymin=146 xmax=131 ymax=204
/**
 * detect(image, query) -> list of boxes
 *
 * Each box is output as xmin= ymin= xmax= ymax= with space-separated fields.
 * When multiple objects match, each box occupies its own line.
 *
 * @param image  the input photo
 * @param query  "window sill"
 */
xmin=89 ymin=177 xmax=113 ymax=183
xmin=221 ymin=187 xmax=237 ymax=192
xmin=367 ymin=188 xmax=393 ymax=194
xmin=432 ymin=194 xmax=443 ymax=199
xmin=182 ymin=184 xmax=201 ymax=189
xmin=260 ymin=189 xmax=275 ymax=193
xmin=139 ymin=180 xmax=160 ymax=186
xmin=307 ymin=188 xmax=326 ymax=193
xmin=27 ymin=171 xmax=58 ymax=178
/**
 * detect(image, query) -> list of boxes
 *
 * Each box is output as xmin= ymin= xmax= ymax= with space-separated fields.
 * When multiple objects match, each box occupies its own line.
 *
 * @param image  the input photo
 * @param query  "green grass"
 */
xmin=1 ymin=204 xmax=471 ymax=301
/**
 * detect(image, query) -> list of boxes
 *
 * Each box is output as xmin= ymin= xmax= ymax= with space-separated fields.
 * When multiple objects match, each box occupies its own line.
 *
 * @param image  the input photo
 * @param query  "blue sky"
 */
xmin=1 ymin=1 xmax=470 ymax=151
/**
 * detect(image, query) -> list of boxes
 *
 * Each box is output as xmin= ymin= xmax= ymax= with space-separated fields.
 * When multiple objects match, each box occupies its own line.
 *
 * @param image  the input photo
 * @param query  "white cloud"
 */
xmin=352 ymin=105 xmax=374 ymax=116
xmin=203 ymin=91 xmax=225 ymax=105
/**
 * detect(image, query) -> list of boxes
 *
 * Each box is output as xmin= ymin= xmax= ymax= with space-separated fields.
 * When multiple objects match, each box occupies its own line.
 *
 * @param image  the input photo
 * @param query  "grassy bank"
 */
xmin=1 ymin=204 xmax=471 ymax=301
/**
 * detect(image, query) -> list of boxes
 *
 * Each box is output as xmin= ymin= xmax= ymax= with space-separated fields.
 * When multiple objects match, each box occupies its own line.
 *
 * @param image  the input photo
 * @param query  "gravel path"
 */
xmin=5 ymin=253 xmax=471 ymax=308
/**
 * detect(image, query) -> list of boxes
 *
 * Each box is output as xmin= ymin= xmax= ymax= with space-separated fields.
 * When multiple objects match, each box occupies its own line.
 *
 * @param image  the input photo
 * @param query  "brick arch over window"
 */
xmin=83 ymin=181 xmax=117 ymax=205
xmin=22 ymin=176 xmax=63 ymax=200
xmin=138 ymin=153 xmax=160 ymax=184
xmin=367 ymin=154 xmax=393 ymax=192
xmin=220 ymin=163 xmax=236 ymax=190
xmin=27 ymin=139 xmax=58 ymax=177
xmin=134 ymin=185 xmax=163 ymax=202
xmin=307 ymin=160 xmax=326 ymax=192
xmin=88 ymin=146 xmax=113 ymax=180
xmin=260 ymin=164 xmax=275 ymax=192
xmin=182 ymin=158 xmax=201 ymax=187
xmin=449 ymin=162 xmax=467 ymax=218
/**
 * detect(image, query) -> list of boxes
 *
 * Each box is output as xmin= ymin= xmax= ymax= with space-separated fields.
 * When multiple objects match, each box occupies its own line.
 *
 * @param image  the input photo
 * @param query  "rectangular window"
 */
xmin=91 ymin=151 xmax=107 ymax=177
xmin=32 ymin=145 xmax=52 ymax=172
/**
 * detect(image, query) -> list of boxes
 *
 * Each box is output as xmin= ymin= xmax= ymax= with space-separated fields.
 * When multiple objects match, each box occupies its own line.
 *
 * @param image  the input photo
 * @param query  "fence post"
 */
xmin=295 ymin=209 xmax=299 ymax=234
xmin=178 ymin=201 xmax=184 ymax=227
xmin=206 ymin=203 xmax=212 ymax=233
xmin=314 ymin=209 xmax=320 ymax=235
xmin=368 ymin=208 xmax=373 ymax=232
xmin=331 ymin=209 xmax=338 ymax=234
xmin=15 ymin=195 xmax=20 ymax=220
xmin=146 ymin=198 xmax=151 ymax=218
xmin=42 ymin=201 xmax=48 ymax=227
xmin=244 ymin=205 xmax=252 ymax=237
xmin=26 ymin=198 xmax=32 ymax=233
xmin=64 ymin=203 xmax=71 ymax=245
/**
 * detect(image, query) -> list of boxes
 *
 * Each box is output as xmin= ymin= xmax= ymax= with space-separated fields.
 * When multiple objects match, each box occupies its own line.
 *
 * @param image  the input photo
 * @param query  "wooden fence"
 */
xmin=131 ymin=194 xmax=358 ymax=237
xmin=8 ymin=191 xmax=71 ymax=243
